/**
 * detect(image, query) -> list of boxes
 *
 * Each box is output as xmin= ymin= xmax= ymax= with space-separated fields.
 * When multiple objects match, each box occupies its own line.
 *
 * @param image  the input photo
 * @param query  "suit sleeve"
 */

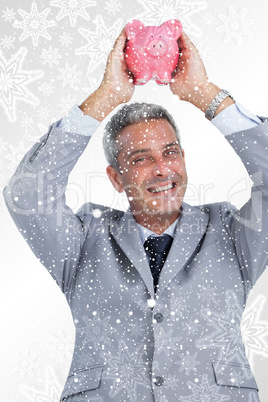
xmin=3 ymin=119 xmax=97 ymax=294
xmin=221 ymin=119 xmax=268 ymax=288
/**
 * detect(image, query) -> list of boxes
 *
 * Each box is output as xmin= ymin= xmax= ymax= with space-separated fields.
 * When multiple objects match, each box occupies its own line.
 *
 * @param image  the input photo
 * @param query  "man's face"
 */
xmin=107 ymin=118 xmax=188 ymax=226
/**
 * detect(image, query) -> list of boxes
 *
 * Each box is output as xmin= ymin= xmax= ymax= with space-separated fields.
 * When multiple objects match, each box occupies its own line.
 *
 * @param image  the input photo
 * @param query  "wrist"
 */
xmin=79 ymin=87 xmax=121 ymax=122
xmin=188 ymin=82 xmax=221 ymax=112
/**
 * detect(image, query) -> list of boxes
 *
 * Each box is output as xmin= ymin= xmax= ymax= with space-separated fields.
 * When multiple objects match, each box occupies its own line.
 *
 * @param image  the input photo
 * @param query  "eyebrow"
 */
xmin=126 ymin=141 xmax=180 ymax=160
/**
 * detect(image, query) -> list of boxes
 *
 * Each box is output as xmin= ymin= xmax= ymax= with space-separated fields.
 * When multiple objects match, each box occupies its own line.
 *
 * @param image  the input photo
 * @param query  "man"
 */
xmin=4 ymin=29 xmax=268 ymax=401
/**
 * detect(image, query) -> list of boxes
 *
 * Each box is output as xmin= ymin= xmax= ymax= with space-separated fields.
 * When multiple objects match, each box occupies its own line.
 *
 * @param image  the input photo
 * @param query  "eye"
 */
xmin=132 ymin=156 xmax=150 ymax=165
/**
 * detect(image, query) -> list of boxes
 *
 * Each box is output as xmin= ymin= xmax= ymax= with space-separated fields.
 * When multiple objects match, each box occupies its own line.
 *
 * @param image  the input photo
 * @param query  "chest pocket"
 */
xmin=61 ymin=365 xmax=104 ymax=400
xmin=212 ymin=361 xmax=259 ymax=390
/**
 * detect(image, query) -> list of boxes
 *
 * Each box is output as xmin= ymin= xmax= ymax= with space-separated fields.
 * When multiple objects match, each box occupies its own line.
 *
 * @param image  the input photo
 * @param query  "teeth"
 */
xmin=150 ymin=183 xmax=174 ymax=193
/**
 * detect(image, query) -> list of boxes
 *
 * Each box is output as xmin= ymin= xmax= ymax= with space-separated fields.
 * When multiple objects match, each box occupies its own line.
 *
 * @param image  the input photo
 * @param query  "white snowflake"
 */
xmin=0 ymin=35 xmax=15 ymax=50
xmin=217 ymin=6 xmax=254 ymax=45
xmin=0 ymin=47 xmax=43 ymax=122
xmin=57 ymin=94 xmax=75 ymax=114
xmin=78 ymin=314 xmax=115 ymax=348
xmin=20 ymin=366 xmax=62 ymax=401
xmin=5 ymin=141 xmax=29 ymax=170
xmin=155 ymin=327 xmax=181 ymax=356
xmin=181 ymin=374 xmax=230 ymax=401
xmin=175 ymin=351 xmax=200 ymax=375
xmin=57 ymin=62 xmax=81 ymax=88
xmin=2 ymin=7 xmax=16 ymax=22
xmin=241 ymin=294 xmax=268 ymax=368
xmin=0 ymin=137 xmax=8 ymax=155
xmin=200 ymin=11 xmax=215 ymax=30
xmin=47 ymin=331 xmax=74 ymax=362
xmin=76 ymin=15 xmax=122 ymax=73
xmin=136 ymin=0 xmax=207 ymax=36
xmin=12 ymin=349 xmax=39 ymax=378
xmin=20 ymin=114 xmax=34 ymax=130
xmin=196 ymin=291 xmax=249 ymax=364
xmin=103 ymin=341 xmax=150 ymax=401
xmin=38 ymin=81 xmax=55 ymax=96
xmin=50 ymin=0 xmax=96 ymax=27
xmin=104 ymin=0 xmax=122 ymax=16
xmin=13 ymin=2 xmax=56 ymax=47
xmin=58 ymin=32 xmax=73 ymax=47
xmin=37 ymin=106 xmax=51 ymax=122
xmin=40 ymin=46 xmax=61 ymax=68
xmin=198 ymin=284 xmax=219 ymax=306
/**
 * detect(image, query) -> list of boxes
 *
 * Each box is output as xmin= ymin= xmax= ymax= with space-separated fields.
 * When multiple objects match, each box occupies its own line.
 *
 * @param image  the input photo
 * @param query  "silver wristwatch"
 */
xmin=205 ymin=89 xmax=234 ymax=121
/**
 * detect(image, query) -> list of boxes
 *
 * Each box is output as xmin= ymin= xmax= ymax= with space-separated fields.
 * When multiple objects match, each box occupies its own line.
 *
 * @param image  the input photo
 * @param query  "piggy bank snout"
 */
xmin=146 ymin=39 xmax=168 ymax=57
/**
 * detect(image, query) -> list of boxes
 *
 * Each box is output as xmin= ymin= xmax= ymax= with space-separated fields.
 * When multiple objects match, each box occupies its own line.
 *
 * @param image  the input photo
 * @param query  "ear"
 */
xmin=106 ymin=165 xmax=124 ymax=193
xmin=125 ymin=19 xmax=144 ymax=40
xmin=162 ymin=19 xmax=183 ymax=40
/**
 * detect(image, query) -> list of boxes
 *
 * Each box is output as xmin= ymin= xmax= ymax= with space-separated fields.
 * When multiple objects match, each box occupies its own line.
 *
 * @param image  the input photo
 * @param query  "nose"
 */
xmin=153 ymin=158 xmax=171 ymax=177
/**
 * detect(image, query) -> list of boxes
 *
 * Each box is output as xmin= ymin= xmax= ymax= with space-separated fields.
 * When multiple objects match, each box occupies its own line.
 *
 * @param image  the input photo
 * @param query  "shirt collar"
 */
xmin=137 ymin=217 xmax=179 ymax=245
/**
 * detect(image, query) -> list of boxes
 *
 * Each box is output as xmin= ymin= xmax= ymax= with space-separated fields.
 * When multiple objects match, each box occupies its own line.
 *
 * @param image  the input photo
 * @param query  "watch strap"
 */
xmin=205 ymin=89 xmax=234 ymax=121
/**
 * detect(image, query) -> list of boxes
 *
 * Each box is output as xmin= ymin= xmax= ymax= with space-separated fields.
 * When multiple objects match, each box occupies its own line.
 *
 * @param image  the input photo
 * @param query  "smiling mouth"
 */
xmin=148 ymin=183 xmax=177 ymax=193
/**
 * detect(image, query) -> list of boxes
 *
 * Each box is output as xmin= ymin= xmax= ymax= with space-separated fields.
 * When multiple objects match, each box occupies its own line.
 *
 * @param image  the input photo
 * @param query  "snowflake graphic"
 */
xmin=196 ymin=290 xmax=248 ymax=364
xmin=175 ymin=351 xmax=200 ymax=375
xmin=2 ymin=7 xmax=16 ymax=22
xmin=5 ymin=141 xmax=29 ymax=170
xmin=198 ymin=284 xmax=219 ymax=306
xmin=104 ymin=341 xmax=150 ymax=401
xmin=58 ymin=32 xmax=73 ymax=47
xmin=57 ymin=94 xmax=75 ymax=114
xmin=82 ymin=76 xmax=101 ymax=95
xmin=248 ymin=391 xmax=259 ymax=402
xmin=164 ymin=293 xmax=187 ymax=320
xmin=40 ymin=46 xmax=61 ymax=68
xmin=164 ymin=374 xmax=180 ymax=390
xmin=37 ymin=106 xmax=51 ymax=122
xmin=105 ymin=0 xmax=122 ymax=16
xmin=50 ymin=0 xmax=96 ymax=27
xmin=77 ymin=351 xmax=95 ymax=368
xmin=0 ymin=35 xmax=15 ymax=50
xmin=0 ymin=47 xmax=43 ymax=122
xmin=155 ymin=327 xmax=181 ymax=356
xmin=181 ymin=374 xmax=230 ymax=401
xmin=78 ymin=314 xmax=115 ymax=348
xmin=20 ymin=366 xmax=62 ymax=401
xmin=13 ymin=2 xmax=56 ymax=47
xmin=217 ymin=6 xmax=254 ymax=45
xmin=38 ymin=81 xmax=55 ymax=97
xmin=0 ymin=137 xmax=8 ymax=155
xmin=12 ymin=349 xmax=39 ymax=378
xmin=183 ymin=318 xmax=201 ymax=336
xmin=241 ymin=294 xmax=268 ymax=368
xmin=76 ymin=15 xmax=122 ymax=73
xmin=200 ymin=11 xmax=215 ymax=31
xmin=136 ymin=0 xmax=207 ymax=36
xmin=47 ymin=331 xmax=74 ymax=362
xmin=57 ymin=62 xmax=81 ymax=88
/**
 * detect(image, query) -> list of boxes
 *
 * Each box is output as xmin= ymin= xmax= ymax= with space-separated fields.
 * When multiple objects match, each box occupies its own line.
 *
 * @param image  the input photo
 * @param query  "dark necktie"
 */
xmin=144 ymin=234 xmax=173 ymax=292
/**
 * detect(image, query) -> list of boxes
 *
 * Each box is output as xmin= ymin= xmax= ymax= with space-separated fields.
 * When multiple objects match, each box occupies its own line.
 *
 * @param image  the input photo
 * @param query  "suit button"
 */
xmin=154 ymin=313 xmax=164 ymax=323
xmin=154 ymin=376 xmax=164 ymax=386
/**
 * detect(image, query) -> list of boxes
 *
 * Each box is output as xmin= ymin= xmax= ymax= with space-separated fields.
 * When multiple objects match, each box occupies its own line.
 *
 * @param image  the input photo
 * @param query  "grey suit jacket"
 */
xmin=4 ymin=117 xmax=268 ymax=401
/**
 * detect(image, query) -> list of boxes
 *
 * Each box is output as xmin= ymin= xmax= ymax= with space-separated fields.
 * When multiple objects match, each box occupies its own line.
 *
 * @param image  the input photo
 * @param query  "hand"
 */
xmin=169 ymin=32 xmax=220 ymax=112
xmin=80 ymin=29 xmax=135 ymax=121
xmin=99 ymin=28 xmax=135 ymax=105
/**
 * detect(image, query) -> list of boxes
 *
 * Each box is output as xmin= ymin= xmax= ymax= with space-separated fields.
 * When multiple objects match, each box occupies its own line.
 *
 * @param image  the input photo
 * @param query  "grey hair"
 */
xmin=103 ymin=102 xmax=181 ymax=170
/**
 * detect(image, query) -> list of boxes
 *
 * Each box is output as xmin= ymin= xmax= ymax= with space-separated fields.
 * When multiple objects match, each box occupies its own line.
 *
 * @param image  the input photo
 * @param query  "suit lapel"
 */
xmin=157 ymin=203 xmax=209 ymax=295
xmin=110 ymin=210 xmax=155 ymax=298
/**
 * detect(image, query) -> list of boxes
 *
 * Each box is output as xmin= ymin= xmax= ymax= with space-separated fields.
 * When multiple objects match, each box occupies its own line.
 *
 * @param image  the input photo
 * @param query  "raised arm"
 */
xmin=3 ymin=29 xmax=134 ymax=294
xmin=169 ymin=32 xmax=234 ymax=115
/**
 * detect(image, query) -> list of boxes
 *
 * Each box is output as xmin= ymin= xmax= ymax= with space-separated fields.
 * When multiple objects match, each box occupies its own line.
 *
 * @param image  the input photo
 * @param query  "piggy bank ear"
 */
xmin=125 ymin=20 xmax=144 ymax=39
xmin=162 ymin=19 xmax=183 ymax=40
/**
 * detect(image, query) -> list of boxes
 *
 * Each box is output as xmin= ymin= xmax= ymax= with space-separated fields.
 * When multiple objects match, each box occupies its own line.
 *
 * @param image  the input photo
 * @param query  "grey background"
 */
xmin=1 ymin=0 xmax=268 ymax=400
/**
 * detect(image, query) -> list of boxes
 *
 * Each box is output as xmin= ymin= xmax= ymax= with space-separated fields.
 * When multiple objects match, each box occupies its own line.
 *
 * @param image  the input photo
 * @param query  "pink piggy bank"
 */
xmin=125 ymin=19 xmax=183 ymax=85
